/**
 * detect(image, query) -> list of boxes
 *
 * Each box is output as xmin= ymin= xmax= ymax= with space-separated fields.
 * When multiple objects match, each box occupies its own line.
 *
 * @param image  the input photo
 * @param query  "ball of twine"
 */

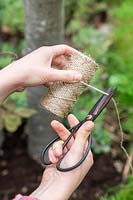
xmin=41 ymin=51 xmax=98 ymax=118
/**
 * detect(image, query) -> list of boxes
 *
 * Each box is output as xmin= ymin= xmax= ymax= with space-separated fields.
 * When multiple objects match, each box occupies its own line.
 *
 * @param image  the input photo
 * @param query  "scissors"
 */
xmin=41 ymin=88 xmax=115 ymax=172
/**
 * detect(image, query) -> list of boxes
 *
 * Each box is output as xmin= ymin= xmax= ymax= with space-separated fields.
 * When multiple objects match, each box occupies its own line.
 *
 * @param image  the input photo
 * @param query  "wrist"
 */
xmin=30 ymin=170 xmax=70 ymax=200
xmin=13 ymin=194 xmax=39 ymax=200
xmin=30 ymin=184 xmax=68 ymax=200
xmin=0 ymin=62 xmax=21 ymax=104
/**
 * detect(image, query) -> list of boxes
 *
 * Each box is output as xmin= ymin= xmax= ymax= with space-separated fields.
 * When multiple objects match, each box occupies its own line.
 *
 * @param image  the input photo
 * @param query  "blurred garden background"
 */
xmin=0 ymin=0 xmax=133 ymax=199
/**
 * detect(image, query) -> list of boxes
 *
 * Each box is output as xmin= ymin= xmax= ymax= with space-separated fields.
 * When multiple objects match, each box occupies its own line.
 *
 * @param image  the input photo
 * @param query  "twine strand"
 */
xmin=81 ymin=81 xmax=133 ymax=175
xmin=112 ymin=98 xmax=133 ymax=175
xmin=80 ymin=81 xmax=109 ymax=95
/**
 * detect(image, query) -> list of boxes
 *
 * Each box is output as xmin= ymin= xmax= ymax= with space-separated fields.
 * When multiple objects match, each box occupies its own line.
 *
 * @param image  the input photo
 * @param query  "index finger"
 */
xmin=51 ymin=120 xmax=74 ymax=149
xmin=51 ymin=44 xmax=78 ymax=57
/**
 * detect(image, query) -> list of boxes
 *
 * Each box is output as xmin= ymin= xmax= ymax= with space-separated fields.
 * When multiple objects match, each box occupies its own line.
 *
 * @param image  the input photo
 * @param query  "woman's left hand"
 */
xmin=0 ymin=45 xmax=82 ymax=104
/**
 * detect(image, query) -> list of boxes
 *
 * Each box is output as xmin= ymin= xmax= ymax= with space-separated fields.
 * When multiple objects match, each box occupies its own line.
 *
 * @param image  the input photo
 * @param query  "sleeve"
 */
xmin=12 ymin=194 xmax=39 ymax=200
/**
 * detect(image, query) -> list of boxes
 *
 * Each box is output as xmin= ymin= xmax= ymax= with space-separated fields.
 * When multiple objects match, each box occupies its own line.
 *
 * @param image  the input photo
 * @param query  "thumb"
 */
xmin=70 ymin=121 xmax=94 ymax=161
xmin=46 ymin=68 xmax=82 ymax=83
xmin=60 ymin=121 xmax=94 ymax=168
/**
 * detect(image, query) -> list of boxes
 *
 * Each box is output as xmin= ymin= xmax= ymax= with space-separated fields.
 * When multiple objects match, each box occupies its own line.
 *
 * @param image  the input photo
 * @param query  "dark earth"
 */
xmin=0 ymin=125 xmax=122 ymax=200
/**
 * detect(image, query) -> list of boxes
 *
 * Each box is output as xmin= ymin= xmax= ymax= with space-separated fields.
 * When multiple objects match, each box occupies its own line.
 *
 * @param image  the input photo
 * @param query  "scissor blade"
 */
xmin=64 ymin=88 xmax=115 ymax=147
xmin=87 ymin=88 xmax=115 ymax=121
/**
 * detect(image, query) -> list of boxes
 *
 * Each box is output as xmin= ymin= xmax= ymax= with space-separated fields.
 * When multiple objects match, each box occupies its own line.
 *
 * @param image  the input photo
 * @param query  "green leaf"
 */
xmin=3 ymin=98 xmax=16 ymax=111
xmin=10 ymin=91 xmax=28 ymax=107
xmin=14 ymin=108 xmax=37 ymax=118
xmin=3 ymin=113 xmax=22 ymax=133
xmin=123 ymin=114 xmax=133 ymax=133
xmin=101 ymin=176 xmax=133 ymax=200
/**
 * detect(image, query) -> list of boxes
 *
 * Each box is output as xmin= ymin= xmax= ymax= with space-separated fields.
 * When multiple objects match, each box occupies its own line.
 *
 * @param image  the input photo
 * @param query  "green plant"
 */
xmin=65 ymin=0 xmax=133 ymax=154
xmin=0 ymin=92 xmax=36 ymax=133
xmin=105 ymin=0 xmax=133 ymax=134
xmin=101 ymin=176 xmax=133 ymax=200
xmin=108 ymin=2 xmax=133 ymax=99
xmin=0 ymin=40 xmax=24 ymax=68
xmin=0 ymin=1 xmax=33 ymax=134
xmin=0 ymin=0 xmax=24 ymax=33
xmin=0 ymin=0 xmax=24 ymax=68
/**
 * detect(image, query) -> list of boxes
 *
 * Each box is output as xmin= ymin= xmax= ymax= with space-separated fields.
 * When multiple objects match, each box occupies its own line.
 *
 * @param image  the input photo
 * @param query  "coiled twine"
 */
xmin=41 ymin=51 xmax=98 ymax=118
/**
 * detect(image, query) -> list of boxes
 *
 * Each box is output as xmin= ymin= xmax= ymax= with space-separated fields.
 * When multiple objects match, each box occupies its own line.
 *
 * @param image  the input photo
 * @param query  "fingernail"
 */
xmin=84 ymin=121 xmax=93 ymax=130
xmin=84 ymin=121 xmax=90 ymax=127
xmin=74 ymin=73 xmax=82 ymax=81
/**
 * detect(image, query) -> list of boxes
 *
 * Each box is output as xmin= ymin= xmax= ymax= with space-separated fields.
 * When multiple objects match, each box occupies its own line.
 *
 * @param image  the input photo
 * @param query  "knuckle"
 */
xmin=38 ymin=46 xmax=46 ymax=51
xmin=58 ymin=125 xmax=65 ymax=134
xmin=89 ymin=121 xmax=94 ymax=129
xmin=35 ymin=46 xmax=49 ymax=57
xmin=61 ymin=73 xmax=71 ymax=82
xmin=53 ymin=140 xmax=62 ymax=149
xmin=60 ymin=44 xmax=68 ymax=49
xmin=84 ymin=121 xmax=94 ymax=132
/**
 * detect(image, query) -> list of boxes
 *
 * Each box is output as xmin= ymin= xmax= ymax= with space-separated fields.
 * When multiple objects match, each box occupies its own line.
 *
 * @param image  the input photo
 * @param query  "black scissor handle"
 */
xmin=41 ymin=135 xmax=60 ymax=165
xmin=56 ymin=135 xmax=92 ymax=172
xmin=40 ymin=119 xmax=87 ymax=166
xmin=40 ymin=133 xmax=92 ymax=172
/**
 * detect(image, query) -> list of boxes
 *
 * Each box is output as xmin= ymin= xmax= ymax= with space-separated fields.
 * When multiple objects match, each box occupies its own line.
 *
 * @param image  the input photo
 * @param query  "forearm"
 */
xmin=0 ymin=62 xmax=21 ymax=104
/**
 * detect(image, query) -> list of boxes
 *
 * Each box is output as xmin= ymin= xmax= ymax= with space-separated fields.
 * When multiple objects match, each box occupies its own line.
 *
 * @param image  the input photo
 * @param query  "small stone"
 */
xmin=114 ymin=161 xmax=123 ymax=173
xmin=1 ymin=169 xmax=8 ymax=176
xmin=0 ymin=160 xmax=7 ymax=167
xmin=21 ymin=186 xmax=28 ymax=194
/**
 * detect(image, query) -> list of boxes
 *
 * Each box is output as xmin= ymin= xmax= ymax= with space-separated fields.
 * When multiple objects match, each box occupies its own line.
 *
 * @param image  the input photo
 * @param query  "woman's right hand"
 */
xmin=30 ymin=114 xmax=94 ymax=200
